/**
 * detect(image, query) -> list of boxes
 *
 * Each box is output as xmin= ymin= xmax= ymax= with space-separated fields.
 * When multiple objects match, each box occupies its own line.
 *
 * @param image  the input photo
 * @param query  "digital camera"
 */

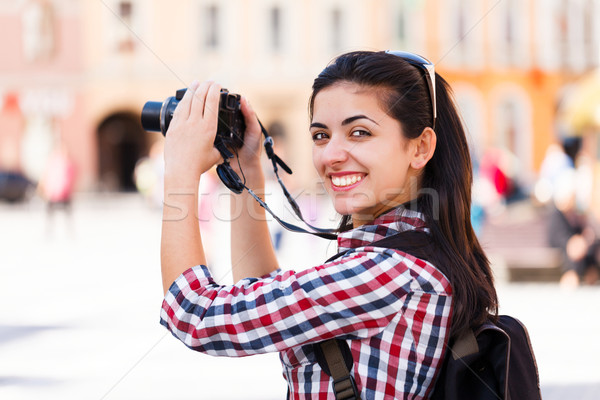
xmin=141 ymin=88 xmax=245 ymax=149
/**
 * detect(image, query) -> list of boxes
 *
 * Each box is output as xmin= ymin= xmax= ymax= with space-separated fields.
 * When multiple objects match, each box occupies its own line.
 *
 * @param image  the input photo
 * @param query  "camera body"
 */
xmin=141 ymin=88 xmax=245 ymax=149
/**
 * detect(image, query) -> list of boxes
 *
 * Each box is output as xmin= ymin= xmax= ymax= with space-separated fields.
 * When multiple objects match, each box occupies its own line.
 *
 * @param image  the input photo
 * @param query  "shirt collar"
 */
xmin=337 ymin=206 xmax=429 ymax=252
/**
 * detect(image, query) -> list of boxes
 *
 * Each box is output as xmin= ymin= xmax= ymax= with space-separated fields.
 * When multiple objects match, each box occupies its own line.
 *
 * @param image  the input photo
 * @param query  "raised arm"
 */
xmin=161 ymin=81 xmax=222 ymax=294
xmin=160 ymin=81 xmax=279 ymax=294
xmin=229 ymin=97 xmax=279 ymax=281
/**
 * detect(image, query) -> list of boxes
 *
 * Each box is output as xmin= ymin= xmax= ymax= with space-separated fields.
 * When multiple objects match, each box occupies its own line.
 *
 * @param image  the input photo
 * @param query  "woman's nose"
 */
xmin=321 ymin=137 xmax=349 ymax=166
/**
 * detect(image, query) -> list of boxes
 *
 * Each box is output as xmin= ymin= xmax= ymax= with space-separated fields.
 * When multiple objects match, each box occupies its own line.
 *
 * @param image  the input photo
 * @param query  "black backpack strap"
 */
xmin=314 ymin=339 xmax=361 ymax=400
xmin=326 ymin=229 xmax=433 ymax=264
xmin=317 ymin=229 xmax=433 ymax=399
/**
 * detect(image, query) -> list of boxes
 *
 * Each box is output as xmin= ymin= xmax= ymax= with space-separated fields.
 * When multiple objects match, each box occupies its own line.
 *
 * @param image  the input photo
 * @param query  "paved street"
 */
xmin=1 ymin=194 xmax=599 ymax=399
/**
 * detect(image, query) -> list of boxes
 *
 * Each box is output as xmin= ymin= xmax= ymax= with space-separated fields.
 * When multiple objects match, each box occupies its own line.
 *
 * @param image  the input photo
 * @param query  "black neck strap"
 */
xmin=258 ymin=120 xmax=337 ymax=238
xmin=243 ymin=185 xmax=337 ymax=240
xmin=214 ymin=120 xmax=337 ymax=241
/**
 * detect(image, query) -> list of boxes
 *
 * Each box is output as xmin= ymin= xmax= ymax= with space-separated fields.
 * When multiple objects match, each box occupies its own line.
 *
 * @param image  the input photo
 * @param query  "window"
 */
xmin=117 ymin=1 xmax=135 ymax=53
xmin=453 ymin=84 xmax=485 ymax=158
xmin=270 ymin=6 xmax=281 ymax=52
xmin=503 ymin=0 xmax=517 ymax=66
xmin=205 ymin=4 xmax=219 ymax=49
xmin=397 ymin=4 xmax=406 ymax=43
xmin=491 ymin=0 xmax=529 ymax=69
xmin=491 ymin=87 xmax=533 ymax=178
xmin=438 ymin=0 xmax=484 ymax=69
xmin=331 ymin=8 xmax=342 ymax=52
xmin=558 ymin=0 xmax=569 ymax=68
xmin=557 ymin=0 xmax=587 ymax=71
xmin=583 ymin=0 xmax=599 ymax=68
xmin=390 ymin=0 xmax=426 ymax=54
xmin=22 ymin=0 xmax=56 ymax=62
xmin=119 ymin=1 xmax=132 ymax=18
xmin=454 ymin=0 xmax=468 ymax=65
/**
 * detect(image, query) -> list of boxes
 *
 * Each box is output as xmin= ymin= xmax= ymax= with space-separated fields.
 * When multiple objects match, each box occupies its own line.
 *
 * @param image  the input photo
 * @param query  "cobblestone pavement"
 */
xmin=1 ymin=194 xmax=599 ymax=399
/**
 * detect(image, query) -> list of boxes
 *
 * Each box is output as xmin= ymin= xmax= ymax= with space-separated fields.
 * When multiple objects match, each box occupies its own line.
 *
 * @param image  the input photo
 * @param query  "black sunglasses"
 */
xmin=385 ymin=50 xmax=436 ymax=130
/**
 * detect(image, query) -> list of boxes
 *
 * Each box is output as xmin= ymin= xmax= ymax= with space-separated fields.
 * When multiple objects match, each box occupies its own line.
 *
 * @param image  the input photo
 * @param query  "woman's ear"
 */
xmin=410 ymin=127 xmax=437 ymax=170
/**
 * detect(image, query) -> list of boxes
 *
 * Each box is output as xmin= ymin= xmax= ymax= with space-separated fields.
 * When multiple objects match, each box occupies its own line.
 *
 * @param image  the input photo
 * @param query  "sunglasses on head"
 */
xmin=385 ymin=50 xmax=436 ymax=130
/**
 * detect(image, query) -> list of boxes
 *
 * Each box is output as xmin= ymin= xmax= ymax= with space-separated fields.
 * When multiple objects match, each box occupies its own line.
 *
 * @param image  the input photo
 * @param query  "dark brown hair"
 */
xmin=309 ymin=51 xmax=498 ymax=336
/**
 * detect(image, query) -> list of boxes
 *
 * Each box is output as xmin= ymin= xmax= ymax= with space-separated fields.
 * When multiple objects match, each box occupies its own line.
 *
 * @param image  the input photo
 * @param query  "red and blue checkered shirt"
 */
xmin=161 ymin=206 xmax=453 ymax=399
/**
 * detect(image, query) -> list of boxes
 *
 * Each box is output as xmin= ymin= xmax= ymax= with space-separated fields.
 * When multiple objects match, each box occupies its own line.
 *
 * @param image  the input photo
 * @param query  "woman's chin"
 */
xmin=333 ymin=202 xmax=371 ymax=219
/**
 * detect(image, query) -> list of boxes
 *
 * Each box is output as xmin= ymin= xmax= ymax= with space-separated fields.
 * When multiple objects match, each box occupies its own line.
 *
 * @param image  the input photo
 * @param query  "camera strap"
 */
xmin=216 ymin=121 xmax=337 ymax=240
xmin=242 ymin=185 xmax=337 ymax=240
xmin=258 ymin=121 xmax=337 ymax=239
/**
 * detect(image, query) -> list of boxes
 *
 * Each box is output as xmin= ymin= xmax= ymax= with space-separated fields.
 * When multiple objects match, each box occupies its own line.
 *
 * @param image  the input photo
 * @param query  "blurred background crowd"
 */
xmin=2 ymin=1 xmax=600 ymax=398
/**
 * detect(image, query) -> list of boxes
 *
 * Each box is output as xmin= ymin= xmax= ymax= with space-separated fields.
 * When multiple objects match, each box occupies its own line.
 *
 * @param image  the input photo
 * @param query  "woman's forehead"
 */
xmin=312 ymin=83 xmax=389 ymax=121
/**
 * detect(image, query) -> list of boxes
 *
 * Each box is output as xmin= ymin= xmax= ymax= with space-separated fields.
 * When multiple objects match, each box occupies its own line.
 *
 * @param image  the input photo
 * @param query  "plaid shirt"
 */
xmin=161 ymin=206 xmax=453 ymax=399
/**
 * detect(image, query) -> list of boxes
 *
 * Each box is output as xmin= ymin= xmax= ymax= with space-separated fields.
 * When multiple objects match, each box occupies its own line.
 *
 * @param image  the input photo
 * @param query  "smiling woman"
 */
xmin=158 ymin=50 xmax=498 ymax=400
xmin=310 ymin=82 xmax=433 ymax=227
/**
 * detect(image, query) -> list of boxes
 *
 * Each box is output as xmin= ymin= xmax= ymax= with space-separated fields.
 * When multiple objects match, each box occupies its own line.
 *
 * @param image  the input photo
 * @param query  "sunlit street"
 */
xmin=1 ymin=195 xmax=599 ymax=399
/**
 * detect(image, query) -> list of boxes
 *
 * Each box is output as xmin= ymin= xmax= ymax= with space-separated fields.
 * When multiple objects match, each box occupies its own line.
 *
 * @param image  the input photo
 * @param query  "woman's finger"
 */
xmin=173 ymin=80 xmax=199 ymax=121
xmin=190 ymin=80 xmax=212 ymax=120
xmin=201 ymin=82 xmax=222 ymax=132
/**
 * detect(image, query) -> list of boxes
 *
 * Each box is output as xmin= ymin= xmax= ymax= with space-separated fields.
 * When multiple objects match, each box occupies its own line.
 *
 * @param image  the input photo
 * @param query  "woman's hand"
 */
xmin=229 ymin=97 xmax=264 ymax=182
xmin=163 ymin=81 xmax=223 ymax=185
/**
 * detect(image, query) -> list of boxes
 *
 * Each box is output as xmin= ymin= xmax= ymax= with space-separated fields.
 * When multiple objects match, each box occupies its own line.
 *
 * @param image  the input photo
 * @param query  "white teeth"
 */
xmin=331 ymin=174 xmax=363 ymax=187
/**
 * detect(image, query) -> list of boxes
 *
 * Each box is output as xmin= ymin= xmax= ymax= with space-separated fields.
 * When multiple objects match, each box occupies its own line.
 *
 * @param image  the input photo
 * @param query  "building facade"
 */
xmin=1 ymin=0 xmax=598 ymax=193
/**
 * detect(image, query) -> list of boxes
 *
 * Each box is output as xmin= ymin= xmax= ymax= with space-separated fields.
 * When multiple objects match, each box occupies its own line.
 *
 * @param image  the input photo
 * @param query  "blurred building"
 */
xmin=0 ymin=0 xmax=599 ymax=193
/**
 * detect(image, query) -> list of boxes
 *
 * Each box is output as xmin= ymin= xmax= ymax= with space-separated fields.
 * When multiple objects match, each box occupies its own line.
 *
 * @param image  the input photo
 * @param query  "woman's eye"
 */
xmin=312 ymin=132 xmax=328 ymax=141
xmin=351 ymin=129 xmax=371 ymax=137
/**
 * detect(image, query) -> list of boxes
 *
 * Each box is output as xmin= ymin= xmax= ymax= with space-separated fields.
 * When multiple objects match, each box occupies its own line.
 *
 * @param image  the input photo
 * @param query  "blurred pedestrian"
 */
xmin=38 ymin=142 xmax=76 ymax=236
xmin=548 ymin=168 xmax=600 ymax=288
xmin=134 ymin=140 xmax=164 ymax=208
xmin=534 ymin=138 xmax=580 ymax=205
xmin=478 ymin=146 xmax=524 ymax=208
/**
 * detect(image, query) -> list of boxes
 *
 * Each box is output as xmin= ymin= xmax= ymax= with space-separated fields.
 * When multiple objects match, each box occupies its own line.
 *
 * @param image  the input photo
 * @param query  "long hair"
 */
xmin=309 ymin=51 xmax=498 ymax=336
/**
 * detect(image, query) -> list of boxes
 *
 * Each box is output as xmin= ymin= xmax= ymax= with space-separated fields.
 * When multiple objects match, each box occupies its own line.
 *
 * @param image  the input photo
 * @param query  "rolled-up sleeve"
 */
xmin=160 ymin=249 xmax=451 ymax=357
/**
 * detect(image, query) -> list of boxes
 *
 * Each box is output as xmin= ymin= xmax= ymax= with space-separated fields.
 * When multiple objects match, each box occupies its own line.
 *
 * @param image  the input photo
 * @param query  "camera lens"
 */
xmin=141 ymin=102 xmax=163 ymax=132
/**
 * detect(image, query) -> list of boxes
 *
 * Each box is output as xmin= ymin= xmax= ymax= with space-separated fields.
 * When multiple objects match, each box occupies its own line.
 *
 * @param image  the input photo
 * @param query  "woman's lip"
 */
xmin=330 ymin=174 xmax=366 ymax=192
xmin=328 ymin=171 xmax=365 ymax=178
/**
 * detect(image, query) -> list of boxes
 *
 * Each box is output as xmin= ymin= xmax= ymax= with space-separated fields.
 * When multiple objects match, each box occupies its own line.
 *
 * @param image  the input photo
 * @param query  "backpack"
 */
xmin=315 ymin=230 xmax=542 ymax=400
xmin=430 ymin=314 xmax=541 ymax=400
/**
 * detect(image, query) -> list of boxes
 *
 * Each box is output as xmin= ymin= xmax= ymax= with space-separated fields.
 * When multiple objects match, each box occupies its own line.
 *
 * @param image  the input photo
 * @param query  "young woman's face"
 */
xmin=311 ymin=82 xmax=420 ymax=227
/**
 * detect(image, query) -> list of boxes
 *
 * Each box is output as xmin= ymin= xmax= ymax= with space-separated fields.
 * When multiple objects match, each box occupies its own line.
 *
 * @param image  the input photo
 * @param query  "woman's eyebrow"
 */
xmin=310 ymin=115 xmax=378 ymax=129
xmin=310 ymin=122 xmax=328 ymax=129
xmin=342 ymin=115 xmax=379 ymax=126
